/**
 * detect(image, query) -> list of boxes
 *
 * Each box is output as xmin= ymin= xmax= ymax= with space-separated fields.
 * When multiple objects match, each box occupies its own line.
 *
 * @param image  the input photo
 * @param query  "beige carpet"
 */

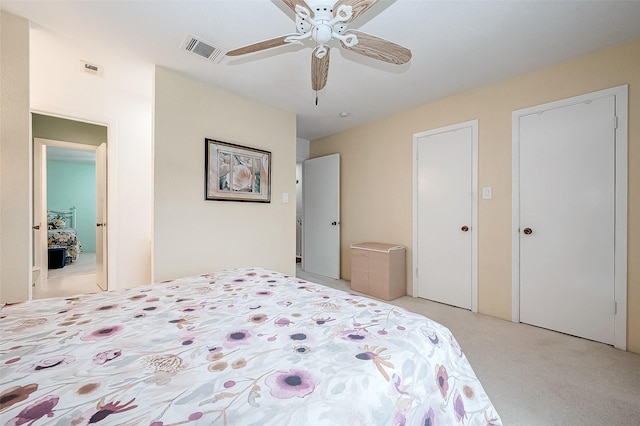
xmin=296 ymin=267 xmax=640 ymax=426
xmin=35 ymin=253 xmax=100 ymax=299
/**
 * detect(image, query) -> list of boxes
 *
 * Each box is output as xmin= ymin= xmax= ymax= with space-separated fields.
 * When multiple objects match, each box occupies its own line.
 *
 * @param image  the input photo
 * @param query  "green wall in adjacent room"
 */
xmin=47 ymin=159 xmax=96 ymax=252
xmin=33 ymin=113 xmax=107 ymax=145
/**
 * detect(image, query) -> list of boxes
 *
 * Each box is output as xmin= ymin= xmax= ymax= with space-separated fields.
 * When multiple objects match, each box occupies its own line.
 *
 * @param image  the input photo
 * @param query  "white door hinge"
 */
xmin=613 ymin=116 xmax=618 ymax=129
xmin=614 ymin=301 xmax=618 ymax=315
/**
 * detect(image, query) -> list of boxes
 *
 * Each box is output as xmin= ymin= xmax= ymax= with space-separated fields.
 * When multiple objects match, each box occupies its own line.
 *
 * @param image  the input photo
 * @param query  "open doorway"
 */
xmin=32 ymin=114 xmax=108 ymax=299
xmin=296 ymin=161 xmax=303 ymax=264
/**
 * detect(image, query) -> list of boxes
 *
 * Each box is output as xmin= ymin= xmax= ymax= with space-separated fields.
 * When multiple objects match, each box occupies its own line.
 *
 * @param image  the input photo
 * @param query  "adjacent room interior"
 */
xmin=31 ymin=114 xmax=107 ymax=299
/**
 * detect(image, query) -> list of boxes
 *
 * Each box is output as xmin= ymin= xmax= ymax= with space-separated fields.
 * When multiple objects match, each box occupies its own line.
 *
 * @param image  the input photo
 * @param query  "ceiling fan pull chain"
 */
xmin=315 ymin=37 xmax=320 ymax=105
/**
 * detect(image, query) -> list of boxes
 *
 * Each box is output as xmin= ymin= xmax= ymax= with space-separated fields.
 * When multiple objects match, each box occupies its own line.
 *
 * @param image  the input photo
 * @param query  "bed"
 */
xmin=47 ymin=207 xmax=82 ymax=264
xmin=0 ymin=268 xmax=501 ymax=425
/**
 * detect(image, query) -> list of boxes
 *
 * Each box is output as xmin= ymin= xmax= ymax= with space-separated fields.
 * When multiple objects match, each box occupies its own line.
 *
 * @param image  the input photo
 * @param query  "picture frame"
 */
xmin=205 ymin=138 xmax=271 ymax=203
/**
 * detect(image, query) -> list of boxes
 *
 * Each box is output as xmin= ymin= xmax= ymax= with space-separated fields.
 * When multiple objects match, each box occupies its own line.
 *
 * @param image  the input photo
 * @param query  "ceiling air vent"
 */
xmin=181 ymin=34 xmax=225 ymax=63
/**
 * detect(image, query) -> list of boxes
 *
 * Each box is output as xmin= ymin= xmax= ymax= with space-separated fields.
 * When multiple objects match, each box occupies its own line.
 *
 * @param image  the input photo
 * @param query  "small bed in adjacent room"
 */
xmin=0 ymin=268 xmax=501 ymax=425
xmin=46 ymin=207 xmax=83 ymax=266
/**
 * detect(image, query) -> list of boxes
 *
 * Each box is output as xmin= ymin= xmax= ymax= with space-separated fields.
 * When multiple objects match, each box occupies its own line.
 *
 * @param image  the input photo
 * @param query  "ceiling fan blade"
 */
xmin=282 ymin=0 xmax=312 ymax=14
xmin=340 ymin=30 xmax=411 ymax=64
xmin=226 ymin=35 xmax=295 ymax=57
xmin=311 ymin=47 xmax=330 ymax=91
xmin=334 ymin=0 xmax=377 ymax=23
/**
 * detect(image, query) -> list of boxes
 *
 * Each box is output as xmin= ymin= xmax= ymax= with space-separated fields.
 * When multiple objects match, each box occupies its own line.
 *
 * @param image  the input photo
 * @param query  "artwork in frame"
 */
xmin=205 ymin=138 xmax=271 ymax=203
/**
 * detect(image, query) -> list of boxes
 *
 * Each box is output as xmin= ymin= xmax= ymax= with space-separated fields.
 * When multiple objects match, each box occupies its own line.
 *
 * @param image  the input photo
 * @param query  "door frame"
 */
xmin=511 ymin=85 xmax=628 ymax=350
xmin=295 ymin=161 xmax=303 ymax=261
xmin=30 ymin=109 xmax=116 ymax=295
xmin=412 ymin=119 xmax=479 ymax=312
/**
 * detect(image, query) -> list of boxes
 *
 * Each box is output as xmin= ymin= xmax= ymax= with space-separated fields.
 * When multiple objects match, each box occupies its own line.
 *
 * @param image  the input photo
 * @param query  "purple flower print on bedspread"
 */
xmin=265 ymin=369 xmax=317 ymax=399
xmin=4 ymin=395 xmax=58 ymax=426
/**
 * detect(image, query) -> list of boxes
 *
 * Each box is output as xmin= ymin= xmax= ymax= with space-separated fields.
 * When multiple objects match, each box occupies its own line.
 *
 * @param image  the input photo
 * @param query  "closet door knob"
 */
xmin=523 ymin=227 xmax=533 ymax=235
xmin=461 ymin=226 xmax=469 ymax=232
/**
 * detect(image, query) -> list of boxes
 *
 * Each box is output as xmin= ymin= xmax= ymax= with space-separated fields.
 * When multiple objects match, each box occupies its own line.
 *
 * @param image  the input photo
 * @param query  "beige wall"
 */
xmin=154 ymin=67 xmax=297 ymax=280
xmin=311 ymin=38 xmax=640 ymax=352
xmin=0 ymin=11 xmax=31 ymax=303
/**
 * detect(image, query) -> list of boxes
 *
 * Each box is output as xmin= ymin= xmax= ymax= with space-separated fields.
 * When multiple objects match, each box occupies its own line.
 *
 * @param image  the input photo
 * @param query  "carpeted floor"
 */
xmin=296 ymin=267 xmax=640 ymax=426
xmin=35 ymin=253 xmax=101 ymax=299
xmin=47 ymin=252 xmax=96 ymax=278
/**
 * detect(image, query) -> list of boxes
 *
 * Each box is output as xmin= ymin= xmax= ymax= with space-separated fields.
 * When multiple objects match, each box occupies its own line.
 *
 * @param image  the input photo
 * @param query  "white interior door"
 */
xmin=33 ymin=140 xmax=48 ymax=290
xmin=96 ymin=143 xmax=107 ymax=290
xmin=414 ymin=121 xmax=477 ymax=310
xmin=518 ymin=96 xmax=616 ymax=345
xmin=303 ymin=154 xmax=340 ymax=279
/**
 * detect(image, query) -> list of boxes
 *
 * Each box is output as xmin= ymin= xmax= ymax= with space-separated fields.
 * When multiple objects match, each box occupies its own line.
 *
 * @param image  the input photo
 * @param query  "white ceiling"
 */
xmin=4 ymin=0 xmax=640 ymax=140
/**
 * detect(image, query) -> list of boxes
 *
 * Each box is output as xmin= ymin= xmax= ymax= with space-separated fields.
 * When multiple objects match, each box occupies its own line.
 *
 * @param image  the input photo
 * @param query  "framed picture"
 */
xmin=205 ymin=139 xmax=271 ymax=203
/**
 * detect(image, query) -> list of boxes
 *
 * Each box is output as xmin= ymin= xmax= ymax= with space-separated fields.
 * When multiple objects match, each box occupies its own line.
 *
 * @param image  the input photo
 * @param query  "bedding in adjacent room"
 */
xmin=46 ymin=208 xmax=82 ymax=263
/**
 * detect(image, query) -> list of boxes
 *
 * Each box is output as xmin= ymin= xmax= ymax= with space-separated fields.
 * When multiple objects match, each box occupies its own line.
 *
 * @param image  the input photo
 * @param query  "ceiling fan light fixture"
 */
xmin=312 ymin=24 xmax=333 ymax=43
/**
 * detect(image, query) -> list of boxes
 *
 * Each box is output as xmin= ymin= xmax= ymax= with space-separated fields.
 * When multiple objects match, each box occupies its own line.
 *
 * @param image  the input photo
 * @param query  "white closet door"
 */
xmin=415 ymin=124 xmax=475 ymax=310
xmin=519 ymin=96 xmax=615 ymax=344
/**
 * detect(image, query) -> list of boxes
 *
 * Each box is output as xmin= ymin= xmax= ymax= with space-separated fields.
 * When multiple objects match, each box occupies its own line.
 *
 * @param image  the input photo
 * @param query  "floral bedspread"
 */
xmin=0 ymin=268 xmax=501 ymax=425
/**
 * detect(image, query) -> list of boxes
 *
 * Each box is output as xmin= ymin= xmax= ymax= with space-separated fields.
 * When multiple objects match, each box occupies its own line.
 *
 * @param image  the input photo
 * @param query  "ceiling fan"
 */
xmin=226 ymin=0 xmax=412 ymax=93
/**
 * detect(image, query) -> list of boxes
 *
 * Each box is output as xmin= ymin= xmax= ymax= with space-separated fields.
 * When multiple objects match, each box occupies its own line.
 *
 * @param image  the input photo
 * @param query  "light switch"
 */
xmin=282 ymin=193 xmax=289 ymax=203
xmin=482 ymin=187 xmax=492 ymax=200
